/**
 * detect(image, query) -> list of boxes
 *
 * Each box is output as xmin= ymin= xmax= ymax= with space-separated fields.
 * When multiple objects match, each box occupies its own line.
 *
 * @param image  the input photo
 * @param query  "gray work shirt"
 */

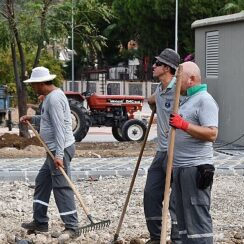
xmin=155 ymin=77 xmax=176 ymax=152
xmin=173 ymin=90 xmax=219 ymax=168
xmin=32 ymin=88 xmax=75 ymax=159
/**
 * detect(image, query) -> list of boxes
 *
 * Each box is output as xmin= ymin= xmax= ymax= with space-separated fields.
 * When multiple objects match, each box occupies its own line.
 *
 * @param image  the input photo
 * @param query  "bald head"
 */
xmin=182 ymin=61 xmax=201 ymax=82
xmin=180 ymin=61 xmax=201 ymax=95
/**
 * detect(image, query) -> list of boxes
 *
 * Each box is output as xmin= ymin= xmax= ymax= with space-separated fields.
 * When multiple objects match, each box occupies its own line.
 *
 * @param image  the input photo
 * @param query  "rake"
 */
xmin=27 ymin=121 xmax=110 ymax=233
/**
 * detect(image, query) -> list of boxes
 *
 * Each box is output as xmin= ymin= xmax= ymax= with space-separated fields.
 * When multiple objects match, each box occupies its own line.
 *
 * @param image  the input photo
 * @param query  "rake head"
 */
xmin=79 ymin=219 xmax=111 ymax=234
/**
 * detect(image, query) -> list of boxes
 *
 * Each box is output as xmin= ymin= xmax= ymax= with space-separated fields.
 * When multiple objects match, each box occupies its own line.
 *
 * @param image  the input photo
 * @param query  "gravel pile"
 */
xmin=0 ymin=174 xmax=243 ymax=244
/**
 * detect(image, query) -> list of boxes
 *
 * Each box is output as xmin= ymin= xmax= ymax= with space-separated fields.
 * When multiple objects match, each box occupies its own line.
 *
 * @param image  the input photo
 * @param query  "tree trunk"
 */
xmin=33 ymin=0 xmax=52 ymax=68
xmin=33 ymin=44 xmax=42 ymax=68
xmin=10 ymin=42 xmax=29 ymax=138
xmin=7 ymin=0 xmax=29 ymax=137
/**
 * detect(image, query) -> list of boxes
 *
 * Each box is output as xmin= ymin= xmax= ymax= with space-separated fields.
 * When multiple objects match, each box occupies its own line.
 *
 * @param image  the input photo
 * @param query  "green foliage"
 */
xmin=0 ymin=0 xmax=113 ymax=98
xmin=1 ymin=0 xmax=242 ymax=98
xmin=99 ymin=0 xmax=234 ymax=65
xmin=0 ymin=48 xmax=63 ymax=103
xmin=0 ymin=0 xmax=114 ymax=136
xmin=0 ymin=22 xmax=10 ymax=50
xmin=74 ymin=0 xmax=114 ymax=60
xmin=120 ymin=49 xmax=141 ymax=61
xmin=178 ymin=0 xmax=229 ymax=56
xmin=107 ymin=0 xmax=176 ymax=59
xmin=219 ymin=1 xmax=244 ymax=14
xmin=39 ymin=52 xmax=64 ymax=87
xmin=0 ymin=50 xmax=14 ymax=86
xmin=48 ymin=0 xmax=114 ymax=76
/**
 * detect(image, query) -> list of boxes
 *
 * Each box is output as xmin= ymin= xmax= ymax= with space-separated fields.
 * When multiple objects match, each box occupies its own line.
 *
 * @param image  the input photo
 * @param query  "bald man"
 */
xmin=169 ymin=62 xmax=219 ymax=244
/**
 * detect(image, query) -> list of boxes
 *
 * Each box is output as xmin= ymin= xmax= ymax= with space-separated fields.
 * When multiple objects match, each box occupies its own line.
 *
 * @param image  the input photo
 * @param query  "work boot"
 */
xmin=145 ymin=239 xmax=160 ymax=244
xmin=170 ymin=222 xmax=182 ymax=244
xmin=51 ymin=228 xmax=81 ymax=239
xmin=21 ymin=220 xmax=48 ymax=232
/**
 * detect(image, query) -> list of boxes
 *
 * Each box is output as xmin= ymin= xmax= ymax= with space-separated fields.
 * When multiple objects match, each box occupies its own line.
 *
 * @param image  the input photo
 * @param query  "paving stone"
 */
xmin=0 ymin=153 xmax=244 ymax=181
xmin=234 ymin=169 xmax=244 ymax=175
xmin=216 ymin=169 xmax=235 ymax=175
xmin=234 ymin=163 xmax=244 ymax=169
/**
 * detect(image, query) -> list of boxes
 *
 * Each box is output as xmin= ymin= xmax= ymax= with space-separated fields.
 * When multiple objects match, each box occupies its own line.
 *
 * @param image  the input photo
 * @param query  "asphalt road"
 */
xmin=1 ymin=101 xmax=156 ymax=142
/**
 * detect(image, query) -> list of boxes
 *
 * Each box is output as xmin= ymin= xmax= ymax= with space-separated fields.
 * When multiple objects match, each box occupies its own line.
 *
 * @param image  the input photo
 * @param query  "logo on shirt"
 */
xmin=165 ymin=99 xmax=171 ymax=108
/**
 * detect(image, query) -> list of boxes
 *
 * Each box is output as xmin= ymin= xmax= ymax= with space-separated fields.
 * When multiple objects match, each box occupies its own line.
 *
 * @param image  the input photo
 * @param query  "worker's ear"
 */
xmin=188 ymin=75 xmax=195 ymax=86
xmin=165 ymin=65 xmax=170 ymax=71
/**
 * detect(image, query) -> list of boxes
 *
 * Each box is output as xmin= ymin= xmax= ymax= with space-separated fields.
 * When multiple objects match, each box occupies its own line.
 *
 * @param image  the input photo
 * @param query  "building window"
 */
xmin=107 ymin=83 xmax=120 ymax=95
xmin=129 ymin=83 xmax=142 ymax=95
xmin=206 ymin=31 xmax=219 ymax=78
xmin=69 ymin=81 xmax=79 ymax=92
xmin=87 ymin=82 xmax=96 ymax=93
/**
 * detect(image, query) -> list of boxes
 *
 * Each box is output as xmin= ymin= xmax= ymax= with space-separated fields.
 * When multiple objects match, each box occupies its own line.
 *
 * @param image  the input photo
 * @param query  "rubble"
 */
xmin=0 ymin=175 xmax=243 ymax=243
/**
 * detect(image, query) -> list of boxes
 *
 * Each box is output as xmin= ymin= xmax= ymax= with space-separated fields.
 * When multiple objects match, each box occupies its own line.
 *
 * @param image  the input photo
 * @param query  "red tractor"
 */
xmin=65 ymin=91 xmax=147 ymax=142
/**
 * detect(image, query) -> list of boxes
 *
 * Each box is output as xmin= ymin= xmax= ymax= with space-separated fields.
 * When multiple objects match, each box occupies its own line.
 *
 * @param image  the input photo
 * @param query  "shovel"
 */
xmin=27 ymin=121 xmax=110 ymax=233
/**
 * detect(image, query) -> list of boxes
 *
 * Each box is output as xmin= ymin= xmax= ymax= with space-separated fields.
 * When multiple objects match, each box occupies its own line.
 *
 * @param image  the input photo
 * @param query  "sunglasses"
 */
xmin=154 ymin=60 xmax=165 ymax=67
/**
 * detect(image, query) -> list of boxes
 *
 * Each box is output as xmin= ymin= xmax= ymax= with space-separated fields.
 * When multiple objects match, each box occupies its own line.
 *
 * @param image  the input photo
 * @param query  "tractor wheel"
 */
xmin=112 ymin=126 xmax=124 ymax=141
xmin=122 ymin=119 xmax=147 ymax=141
xmin=69 ymin=99 xmax=90 ymax=142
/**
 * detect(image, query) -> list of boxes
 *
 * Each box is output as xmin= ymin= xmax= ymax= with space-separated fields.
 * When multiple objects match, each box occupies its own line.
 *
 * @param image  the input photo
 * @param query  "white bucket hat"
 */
xmin=24 ymin=66 xmax=56 ymax=83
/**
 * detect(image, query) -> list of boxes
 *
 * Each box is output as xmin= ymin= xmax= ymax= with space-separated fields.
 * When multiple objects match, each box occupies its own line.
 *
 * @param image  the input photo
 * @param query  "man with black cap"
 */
xmin=144 ymin=48 xmax=182 ymax=244
xmin=20 ymin=66 xmax=80 ymax=239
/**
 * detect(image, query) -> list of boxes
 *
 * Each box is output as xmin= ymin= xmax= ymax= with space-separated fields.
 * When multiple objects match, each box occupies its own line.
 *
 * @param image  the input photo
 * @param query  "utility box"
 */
xmin=0 ymin=86 xmax=8 ymax=109
xmin=0 ymin=85 xmax=12 ymax=130
xmin=192 ymin=12 xmax=244 ymax=145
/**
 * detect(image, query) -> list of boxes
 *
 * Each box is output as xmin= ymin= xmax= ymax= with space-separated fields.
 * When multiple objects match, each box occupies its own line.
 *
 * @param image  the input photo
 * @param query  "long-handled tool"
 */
xmin=160 ymin=65 xmax=183 ymax=243
xmin=113 ymin=108 xmax=155 ymax=242
xmin=27 ymin=121 xmax=110 ymax=233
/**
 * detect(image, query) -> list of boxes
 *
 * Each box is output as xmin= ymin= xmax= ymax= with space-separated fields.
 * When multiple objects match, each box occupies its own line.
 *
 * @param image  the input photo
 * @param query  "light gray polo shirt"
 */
xmin=173 ymin=89 xmax=219 ymax=168
xmin=32 ymin=88 xmax=75 ymax=159
xmin=155 ymin=77 xmax=176 ymax=152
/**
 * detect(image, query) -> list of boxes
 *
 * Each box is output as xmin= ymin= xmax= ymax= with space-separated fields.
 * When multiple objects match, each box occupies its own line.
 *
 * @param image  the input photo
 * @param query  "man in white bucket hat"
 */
xmin=20 ymin=66 xmax=80 ymax=239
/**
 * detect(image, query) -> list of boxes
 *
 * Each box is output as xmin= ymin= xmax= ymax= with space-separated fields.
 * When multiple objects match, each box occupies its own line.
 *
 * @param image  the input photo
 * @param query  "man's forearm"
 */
xmin=185 ymin=125 xmax=218 ymax=142
xmin=31 ymin=115 xmax=41 ymax=125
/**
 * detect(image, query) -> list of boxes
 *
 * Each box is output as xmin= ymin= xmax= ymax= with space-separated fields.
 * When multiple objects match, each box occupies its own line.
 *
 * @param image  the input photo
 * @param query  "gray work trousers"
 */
xmin=174 ymin=167 xmax=213 ymax=244
xmin=144 ymin=151 xmax=181 ymax=242
xmin=33 ymin=144 xmax=79 ymax=230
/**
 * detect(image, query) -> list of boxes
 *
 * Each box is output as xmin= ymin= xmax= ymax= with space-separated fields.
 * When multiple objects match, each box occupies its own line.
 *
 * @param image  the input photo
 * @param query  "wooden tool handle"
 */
xmin=27 ymin=121 xmax=90 ymax=216
xmin=114 ymin=108 xmax=155 ymax=240
xmin=160 ymin=64 xmax=183 ymax=244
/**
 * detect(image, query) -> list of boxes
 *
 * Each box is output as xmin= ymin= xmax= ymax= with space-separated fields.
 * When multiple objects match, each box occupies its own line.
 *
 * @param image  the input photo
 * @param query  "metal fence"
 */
xmin=64 ymin=64 xmax=157 ymax=98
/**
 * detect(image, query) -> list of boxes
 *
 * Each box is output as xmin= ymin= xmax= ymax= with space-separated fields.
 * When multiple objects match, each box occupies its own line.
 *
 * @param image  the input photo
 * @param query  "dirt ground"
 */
xmin=0 ymin=106 xmax=156 ymax=158
xmin=0 ymin=132 xmax=157 ymax=158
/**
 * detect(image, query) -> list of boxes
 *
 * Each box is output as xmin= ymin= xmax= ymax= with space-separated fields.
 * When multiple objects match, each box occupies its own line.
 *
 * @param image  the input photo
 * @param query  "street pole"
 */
xmin=175 ymin=0 xmax=178 ymax=52
xmin=71 ymin=0 xmax=74 ymax=91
